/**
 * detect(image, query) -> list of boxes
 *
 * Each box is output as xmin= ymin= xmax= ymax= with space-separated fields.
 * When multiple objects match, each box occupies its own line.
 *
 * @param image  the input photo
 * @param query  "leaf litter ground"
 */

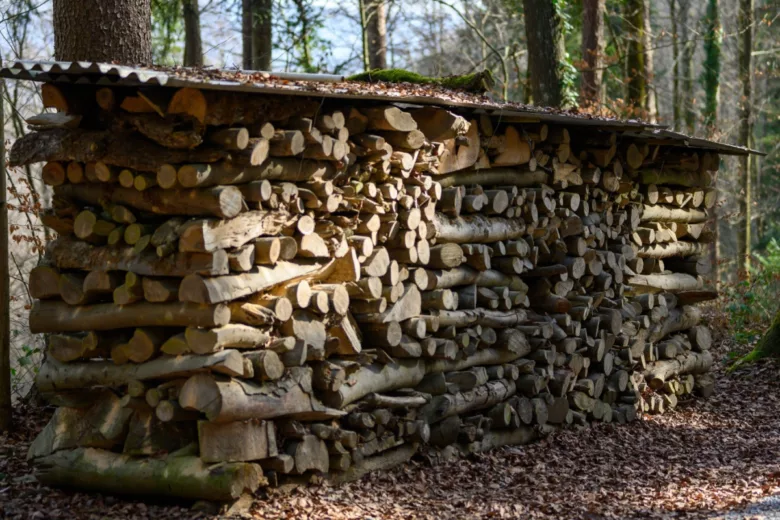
xmin=1 ymin=336 xmax=778 ymax=519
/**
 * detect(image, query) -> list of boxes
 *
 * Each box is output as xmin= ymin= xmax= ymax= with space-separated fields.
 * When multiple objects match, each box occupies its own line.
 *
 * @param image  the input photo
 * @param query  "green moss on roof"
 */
xmin=347 ymin=69 xmax=495 ymax=95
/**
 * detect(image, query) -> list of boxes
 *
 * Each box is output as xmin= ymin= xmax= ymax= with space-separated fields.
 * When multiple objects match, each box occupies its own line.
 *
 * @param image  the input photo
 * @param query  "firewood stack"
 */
xmin=13 ymin=81 xmax=716 ymax=502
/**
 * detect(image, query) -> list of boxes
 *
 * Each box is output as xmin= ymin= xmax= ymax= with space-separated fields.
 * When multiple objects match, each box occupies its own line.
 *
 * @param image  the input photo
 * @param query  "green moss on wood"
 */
xmin=731 ymin=310 xmax=780 ymax=370
xmin=347 ymin=69 xmax=496 ymax=94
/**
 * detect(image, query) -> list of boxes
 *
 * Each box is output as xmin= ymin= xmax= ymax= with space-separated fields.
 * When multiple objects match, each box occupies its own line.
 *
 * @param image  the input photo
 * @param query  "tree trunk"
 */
xmin=580 ymin=0 xmax=606 ymax=105
xmin=737 ymin=0 xmax=753 ymax=274
xmin=242 ymin=0 xmax=253 ymax=69
xmin=701 ymin=0 xmax=721 ymax=130
xmin=642 ymin=0 xmax=657 ymax=121
xmin=0 ymin=89 xmax=9 ymax=432
xmin=625 ymin=0 xmax=646 ymax=110
xmin=53 ymin=0 xmax=151 ymax=63
xmin=522 ymin=0 xmax=567 ymax=107
xmin=679 ymin=0 xmax=695 ymax=134
xmin=182 ymin=0 xmax=203 ymax=67
xmin=251 ymin=0 xmax=273 ymax=70
xmin=366 ymin=0 xmax=387 ymax=69
xmin=670 ymin=0 xmax=681 ymax=129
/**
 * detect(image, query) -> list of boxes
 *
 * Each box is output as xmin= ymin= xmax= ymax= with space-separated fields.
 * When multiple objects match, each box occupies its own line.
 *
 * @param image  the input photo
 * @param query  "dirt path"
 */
xmin=2 ymin=341 xmax=779 ymax=520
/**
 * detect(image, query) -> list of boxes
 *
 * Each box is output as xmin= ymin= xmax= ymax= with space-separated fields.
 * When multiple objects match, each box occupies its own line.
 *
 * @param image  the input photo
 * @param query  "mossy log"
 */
xmin=34 ymin=447 xmax=264 ymax=501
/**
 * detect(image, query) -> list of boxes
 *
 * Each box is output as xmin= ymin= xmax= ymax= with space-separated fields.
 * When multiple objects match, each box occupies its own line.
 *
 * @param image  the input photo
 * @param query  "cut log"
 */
xmin=34 ymin=447 xmax=263 ymax=501
xmin=433 ymin=214 xmax=526 ymax=243
xmin=55 ymin=183 xmax=243 ymax=219
xmin=179 ymin=367 xmax=342 ymax=422
xmin=178 ymin=211 xmax=291 ymax=253
xmin=185 ymin=324 xmax=270 ymax=354
xmin=178 ymin=261 xmax=326 ymax=304
xmin=198 ymin=419 xmax=277 ymax=463
xmin=644 ymin=351 xmax=713 ymax=389
xmin=36 ymin=350 xmax=250 ymax=392
xmin=30 ymin=300 xmax=229 ymax=333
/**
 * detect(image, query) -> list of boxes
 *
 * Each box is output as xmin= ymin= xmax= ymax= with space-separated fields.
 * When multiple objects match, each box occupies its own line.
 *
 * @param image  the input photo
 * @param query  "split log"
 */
xmin=185 ymin=324 xmax=270 ymax=354
xmin=198 ymin=419 xmax=277 ymax=463
xmin=178 ymin=261 xmax=326 ymax=304
xmin=178 ymin=211 xmax=291 ymax=253
xmin=179 ymin=367 xmax=343 ymax=422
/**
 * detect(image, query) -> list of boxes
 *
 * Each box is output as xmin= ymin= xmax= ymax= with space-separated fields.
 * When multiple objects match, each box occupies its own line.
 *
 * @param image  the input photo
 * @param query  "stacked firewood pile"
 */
xmin=13 ymin=82 xmax=716 ymax=502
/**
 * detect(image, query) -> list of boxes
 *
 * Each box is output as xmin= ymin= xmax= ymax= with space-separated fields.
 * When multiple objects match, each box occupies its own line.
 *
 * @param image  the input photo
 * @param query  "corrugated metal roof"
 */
xmin=0 ymin=60 xmax=761 ymax=156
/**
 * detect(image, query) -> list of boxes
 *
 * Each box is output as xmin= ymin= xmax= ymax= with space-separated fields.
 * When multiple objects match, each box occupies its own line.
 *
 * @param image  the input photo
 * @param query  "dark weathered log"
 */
xmin=34 ymin=447 xmax=263 ymax=501
xmin=9 ymin=129 xmax=225 ymax=172
xmin=47 ymin=236 xmax=228 ymax=277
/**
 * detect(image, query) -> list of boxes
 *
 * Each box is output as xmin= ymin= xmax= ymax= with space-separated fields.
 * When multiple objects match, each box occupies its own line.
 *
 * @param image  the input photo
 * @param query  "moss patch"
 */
xmin=347 ymin=69 xmax=496 ymax=94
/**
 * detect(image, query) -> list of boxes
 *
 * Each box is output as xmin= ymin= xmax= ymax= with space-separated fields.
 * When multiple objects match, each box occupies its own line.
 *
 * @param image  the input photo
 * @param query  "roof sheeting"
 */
xmin=0 ymin=60 xmax=761 ymax=156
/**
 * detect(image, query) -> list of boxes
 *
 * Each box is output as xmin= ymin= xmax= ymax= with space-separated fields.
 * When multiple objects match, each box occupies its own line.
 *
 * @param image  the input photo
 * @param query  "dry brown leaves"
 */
xmin=1 ymin=337 xmax=778 ymax=520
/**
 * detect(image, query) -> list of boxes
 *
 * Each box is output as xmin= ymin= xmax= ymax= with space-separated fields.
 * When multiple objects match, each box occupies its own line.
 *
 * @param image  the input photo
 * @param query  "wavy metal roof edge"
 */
xmin=0 ymin=60 xmax=762 ymax=156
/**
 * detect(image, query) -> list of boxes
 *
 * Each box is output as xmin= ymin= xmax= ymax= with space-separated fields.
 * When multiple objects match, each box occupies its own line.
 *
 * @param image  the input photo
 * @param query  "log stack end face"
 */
xmin=22 ymin=82 xmax=717 ymax=500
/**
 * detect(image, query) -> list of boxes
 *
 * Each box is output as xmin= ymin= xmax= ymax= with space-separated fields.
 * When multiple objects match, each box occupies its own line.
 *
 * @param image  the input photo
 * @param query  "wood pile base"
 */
xmin=19 ymin=82 xmax=718 ymax=501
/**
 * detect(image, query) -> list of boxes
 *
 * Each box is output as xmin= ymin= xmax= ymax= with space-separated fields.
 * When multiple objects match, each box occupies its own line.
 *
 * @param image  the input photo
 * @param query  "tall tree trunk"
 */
xmin=251 ymin=0 xmax=273 ymax=70
xmin=0 ymin=83 xmax=10 ymax=431
xmin=643 ymin=0 xmax=657 ymax=122
xmin=701 ymin=0 xmax=721 ymax=284
xmin=581 ymin=0 xmax=606 ymax=105
xmin=679 ymin=0 xmax=695 ymax=134
xmin=53 ymin=0 xmax=151 ymax=63
xmin=358 ymin=0 xmax=370 ymax=71
xmin=737 ymin=0 xmax=753 ymax=274
xmin=242 ymin=0 xmax=252 ymax=69
xmin=366 ymin=0 xmax=387 ymax=69
xmin=183 ymin=0 xmax=203 ymax=67
xmin=670 ymin=0 xmax=681 ymax=129
xmin=625 ymin=0 xmax=647 ymax=111
xmin=522 ymin=0 xmax=566 ymax=107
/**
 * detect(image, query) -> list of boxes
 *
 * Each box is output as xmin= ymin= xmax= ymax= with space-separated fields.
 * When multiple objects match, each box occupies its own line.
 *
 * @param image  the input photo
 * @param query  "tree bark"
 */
xmin=581 ymin=0 xmax=606 ymax=105
xmin=53 ymin=0 xmax=151 ymax=64
xmin=625 ymin=0 xmax=647 ymax=110
xmin=737 ymin=0 xmax=753 ymax=274
xmin=183 ymin=0 xmax=203 ymax=67
xmin=251 ymin=0 xmax=273 ymax=70
xmin=366 ymin=0 xmax=387 ymax=69
xmin=522 ymin=0 xmax=567 ymax=107
xmin=242 ymin=0 xmax=253 ymax=69
xmin=0 ymin=92 xmax=9 ymax=432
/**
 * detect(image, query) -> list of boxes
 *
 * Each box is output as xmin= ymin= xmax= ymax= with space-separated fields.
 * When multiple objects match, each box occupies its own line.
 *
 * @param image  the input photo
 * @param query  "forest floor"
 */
xmin=1 ymin=332 xmax=779 ymax=519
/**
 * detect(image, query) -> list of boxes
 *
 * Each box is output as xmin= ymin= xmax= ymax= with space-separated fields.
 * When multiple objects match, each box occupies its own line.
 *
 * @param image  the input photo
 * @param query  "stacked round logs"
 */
xmin=16 ymin=82 xmax=715 ymax=502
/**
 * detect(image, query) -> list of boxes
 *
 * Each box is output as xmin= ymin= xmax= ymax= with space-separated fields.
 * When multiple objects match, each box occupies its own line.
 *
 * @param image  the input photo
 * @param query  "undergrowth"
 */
xmin=715 ymin=238 xmax=780 ymax=369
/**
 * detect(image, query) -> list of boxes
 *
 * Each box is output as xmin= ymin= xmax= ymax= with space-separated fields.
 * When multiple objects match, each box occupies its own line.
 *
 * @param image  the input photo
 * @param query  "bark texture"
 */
xmin=581 ymin=0 xmax=606 ymax=104
xmin=53 ymin=0 xmax=152 ymax=63
xmin=522 ymin=0 xmax=566 ymax=107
